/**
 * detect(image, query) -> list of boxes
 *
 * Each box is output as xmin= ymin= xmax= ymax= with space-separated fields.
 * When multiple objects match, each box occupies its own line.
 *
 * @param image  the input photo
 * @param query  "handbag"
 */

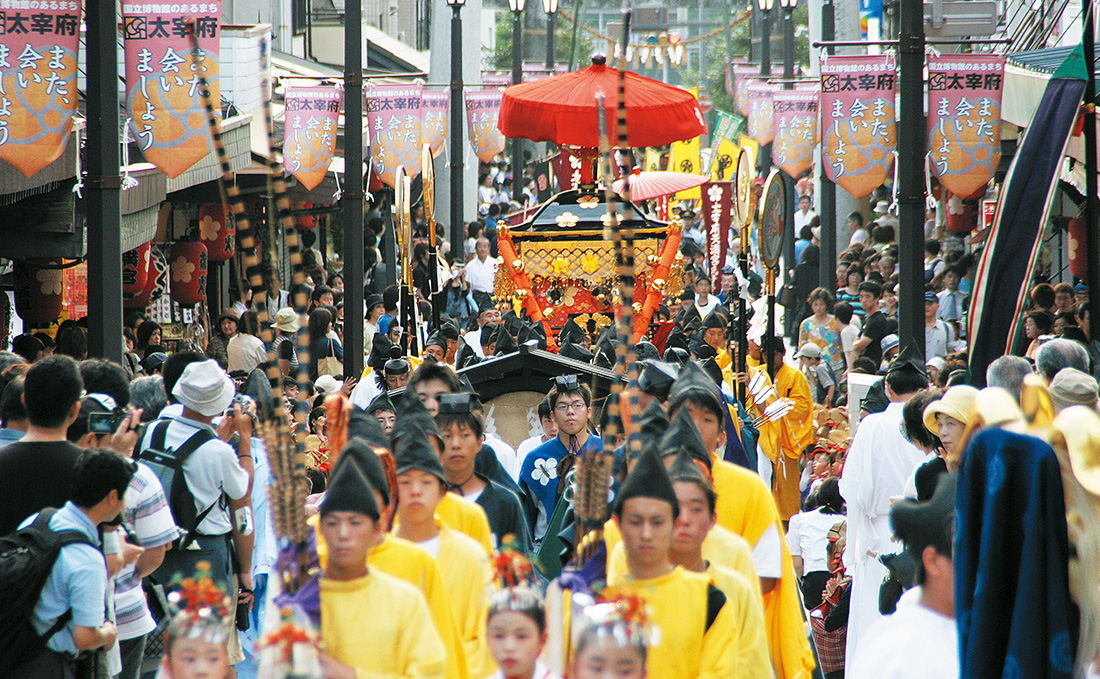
xmin=317 ymin=339 xmax=343 ymax=377
xmin=779 ymin=281 xmax=797 ymax=307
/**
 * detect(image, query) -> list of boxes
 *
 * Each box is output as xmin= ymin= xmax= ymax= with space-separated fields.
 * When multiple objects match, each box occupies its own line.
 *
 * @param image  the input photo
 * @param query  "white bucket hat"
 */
xmin=172 ymin=359 xmax=235 ymax=416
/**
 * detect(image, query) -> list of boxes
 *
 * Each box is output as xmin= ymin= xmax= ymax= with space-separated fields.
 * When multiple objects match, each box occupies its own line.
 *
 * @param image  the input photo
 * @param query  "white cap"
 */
xmin=172 ymin=360 xmax=235 ymax=416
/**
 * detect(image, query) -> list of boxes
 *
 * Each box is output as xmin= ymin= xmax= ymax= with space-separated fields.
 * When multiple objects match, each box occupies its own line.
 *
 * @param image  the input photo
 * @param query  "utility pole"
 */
xmin=819 ymin=0 xmax=837 ymax=292
xmin=896 ymin=0 xmax=925 ymax=355
xmin=344 ymin=0 xmax=365 ymax=377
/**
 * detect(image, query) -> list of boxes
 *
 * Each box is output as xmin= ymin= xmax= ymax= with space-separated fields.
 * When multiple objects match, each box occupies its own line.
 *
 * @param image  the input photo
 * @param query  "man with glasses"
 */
xmin=518 ymin=375 xmax=601 ymax=544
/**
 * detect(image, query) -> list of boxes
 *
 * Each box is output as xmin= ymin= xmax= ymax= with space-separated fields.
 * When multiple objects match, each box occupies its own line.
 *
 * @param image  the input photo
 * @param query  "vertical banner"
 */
xmin=365 ymin=83 xmax=423 ymax=188
xmin=420 ymin=89 xmax=449 ymax=158
xmin=733 ymin=65 xmax=759 ymax=118
xmin=465 ymin=88 xmax=506 ymax=164
xmin=282 ymin=86 xmax=342 ymax=191
xmin=772 ymin=89 xmax=820 ymax=179
xmin=0 ymin=0 xmax=82 ymax=177
xmin=533 ymin=158 xmax=553 ymax=202
xmin=927 ymin=54 xmax=1006 ymax=199
xmin=670 ymin=135 xmax=702 ymax=200
xmin=747 ymin=82 xmax=776 ymax=146
xmin=551 ymin=151 xmax=579 ymax=191
xmin=704 ymin=110 xmax=744 ymax=175
xmin=644 ymin=147 xmax=663 ymax=172
xmin=701 ymin=181 xmax=734 ymax=288
xmin=820 ymin=54 xmax=897 ymax=199
xmin=122 ymin=1 xmax=221 ymax=179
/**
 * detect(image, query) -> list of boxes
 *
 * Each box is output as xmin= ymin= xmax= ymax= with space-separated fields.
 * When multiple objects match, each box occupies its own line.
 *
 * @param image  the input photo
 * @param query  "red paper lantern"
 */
xmin=13 ymin=258 xmax=64 ymax=326
xmin=170 ymin=242 xmax=209 ymax=306
xmin=122 ymin=242 xmax=152 ymax=297
xmin=296 ymin=201 xmax=317 ymax=230
xmin=198 ymin=204 xmax=235 ymax=262
xmin=944 ymin=191 xmax=977 ymax=235
xmin=1069 ymin=216 xmax=1088 ymax=280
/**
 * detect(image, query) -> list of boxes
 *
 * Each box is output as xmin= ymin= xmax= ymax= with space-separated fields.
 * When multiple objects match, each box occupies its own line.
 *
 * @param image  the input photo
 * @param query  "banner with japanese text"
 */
xmin=701 ymin=181 xmax=734 ymax=288
xmin=772 ymin=89 xmax=819 ymax=179
xmin=733 ymin=65 xmax=758 ymax=118
xmin=927 ymin=54 xmax=1005 ymax=198
xmin=365 ymin=83 xmax=422 ymax=188
xmin=704 ymin=110 xmax=743 ymax=175
xmin=820 ymin=54 xmax=897 ymax=199
xmin=122 ymin=1 xmax=221 ymax=179
xmin=747 ymin=81 xmax=776 ymax=146
xmin=420 ymin=89 xmax=449 ymax=158
xmin=0 ymin=0 xmax=82 ymax=177
xmin=466 ymin=88 xmax=505 ymax=164
xmin=282 ymin=86 xmax=341 ymax=191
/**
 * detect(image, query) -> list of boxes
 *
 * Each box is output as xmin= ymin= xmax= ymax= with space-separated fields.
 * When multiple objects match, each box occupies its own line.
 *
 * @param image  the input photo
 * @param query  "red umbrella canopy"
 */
xmin=612 ymin=169 xmax=709 ymax=201
xmin=498 ymin=55 xmax=707 ymax=148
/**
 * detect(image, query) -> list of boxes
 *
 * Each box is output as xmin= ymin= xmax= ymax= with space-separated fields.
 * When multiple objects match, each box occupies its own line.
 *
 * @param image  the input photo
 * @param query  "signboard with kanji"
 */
xmin=122 ymin=1 xmax=221 ymax=179
xmin=366 ymin=83 xmax=423 ymax=188
xmin=465 ymin=88 xmax=505 ymax=164
xmin=746 ymin=81 xmax=776 ymax=146
xmin=420 ymin=89 xmax=449 ymax=159
xmin=701 ymin=181 xmax=734 ymax=289
xmin=772 ymin=90 xmax=820 ymax=179
xmin=283 ymin=86 xmax=341 ymax=191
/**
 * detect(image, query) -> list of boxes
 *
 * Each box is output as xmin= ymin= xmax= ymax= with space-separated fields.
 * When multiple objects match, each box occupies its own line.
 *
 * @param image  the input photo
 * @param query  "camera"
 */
xmin=88 ymin=411 xmax=124 ymax=435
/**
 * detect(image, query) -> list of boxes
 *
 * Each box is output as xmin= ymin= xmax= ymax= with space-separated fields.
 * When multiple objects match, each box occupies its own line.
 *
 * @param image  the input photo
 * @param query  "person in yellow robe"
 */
xmin=394 ymin=428 xmax=495 ymax=679
xmin=667 ymin=361 xmax=817 ymax=679
xmin=317 ymin=461 xmax=447 ymax=679
xmin=314 ymin=438 xmax=469 ymax=679
xmin=606 ymin=445 xmax=744 ymax=679
xmin=702 ymin=309 xmax=733 ymax=372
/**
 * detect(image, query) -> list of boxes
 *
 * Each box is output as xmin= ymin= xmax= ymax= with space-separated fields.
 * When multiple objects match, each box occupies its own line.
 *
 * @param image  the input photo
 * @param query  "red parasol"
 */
xmin=612 ymin=169 xmax=709 ymax=201
xmin=498 ymin=55 xmax=706 ymax=148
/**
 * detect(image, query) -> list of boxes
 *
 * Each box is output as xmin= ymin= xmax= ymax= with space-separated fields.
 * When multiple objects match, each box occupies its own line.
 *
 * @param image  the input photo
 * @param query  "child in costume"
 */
xmin=485 ymin=544 xmax=559 ymax=679
xmin=158 ymin=562 xmax=233 ymax=679
xmin=568 ymin=592 xmax=650 ymax=679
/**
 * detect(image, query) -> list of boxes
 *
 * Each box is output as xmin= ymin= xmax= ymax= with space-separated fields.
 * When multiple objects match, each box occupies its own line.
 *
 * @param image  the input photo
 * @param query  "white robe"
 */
xmin=847 ymin=587 xmax=959 ymax=679
xmin=838 ymin=400 xmax=931 ymax=663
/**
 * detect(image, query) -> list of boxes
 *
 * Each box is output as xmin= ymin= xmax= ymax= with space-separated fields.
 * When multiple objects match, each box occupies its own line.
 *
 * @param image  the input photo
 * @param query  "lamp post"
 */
xmin=758 ymin=0 xmax=773 ymax=77
xmin=447 ymin=0 xmax=465 ymax=258
xmin=511 ymin=0 xmax=526 ymax=203
xmin=544 ymin=0 xmax=558 ymax=72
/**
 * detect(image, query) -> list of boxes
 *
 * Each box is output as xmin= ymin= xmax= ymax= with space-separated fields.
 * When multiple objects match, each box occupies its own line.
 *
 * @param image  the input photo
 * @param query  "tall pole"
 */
xmin=760 ymin=8 xmax=772 ymax=77
xmin=450 ymin=3 xmax=465 ymax=259
xmin=546 ymin=10 xmax=556 ymax=70
xmin=512 ymin=6 xmax=525 ymax=205
xmin=781 ymin=6 xmax=796 ymax=338
xmin=1085 ymin=0 xmax=1100 ymax=326
xmin=819 ymin=0 xmax=837 ymax=292
xmin=896 ymin=0 xmax=925 ymax=356
xmin=344 ymin=0 xmax=365 ymax=377
xmin=86 ymin=0 xmax=123 ymax=362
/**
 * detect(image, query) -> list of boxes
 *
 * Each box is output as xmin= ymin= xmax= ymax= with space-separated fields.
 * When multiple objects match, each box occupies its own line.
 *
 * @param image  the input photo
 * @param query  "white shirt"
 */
xmin=517 ymin=435 xmax=550 ymax=465
xmin=925 ymin=319 xmax=955 ymax=360
xmin=486 ymin=433 xmax=521 ymax=482
xmin=695 ymin=295 xmax=719 ymax=318
xmin=937 ymin=289 xmax=967 ymax=321
xmin=848 ymin=587 xmax=959 ymax=679
xmin=786 ymin=508 xmax=843 ymax=574
xmin=463 ymin=327 xmax=486 ymax=359
xmin=849 ymin=228 xmax=869 ymax=246
xmin=227 ymin=333 xmax=267 ymax=374
xmin=794 ymin=209 xmax=817 ymax=233
xmin=349 ymin=374 xmax=383 ymax=410
xmin=466 ymin=255 xmax=498 ymax=294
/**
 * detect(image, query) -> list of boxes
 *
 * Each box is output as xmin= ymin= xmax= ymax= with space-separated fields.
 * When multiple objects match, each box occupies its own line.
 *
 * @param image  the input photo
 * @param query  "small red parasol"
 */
xmin=498 ymin=55 xmax=706 ymax=149
xmin=612 ymin=169 xmax=709 ymax=201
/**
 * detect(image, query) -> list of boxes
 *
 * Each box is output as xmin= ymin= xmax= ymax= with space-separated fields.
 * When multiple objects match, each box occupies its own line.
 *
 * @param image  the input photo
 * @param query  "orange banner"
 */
xmin=772 ymin=90 xmax=820 ymax=179
xmin=122 ymin=1 xmax=221 ymax=179
xmin=421 ymin=90 xmax=449 ymax=159
xmin=283 ymin=86 xmax=342 ymax=190
xmin=365 ymin=84 xmax=423 ymax=188
xmin=465 ymin=89 xmax=506 ymax=164
xmin=0 ymin=0 xmax=83 ymax=177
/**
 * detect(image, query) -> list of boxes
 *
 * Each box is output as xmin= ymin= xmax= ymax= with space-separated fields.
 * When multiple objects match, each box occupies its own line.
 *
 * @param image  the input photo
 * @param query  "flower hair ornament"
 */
xmin=165 ymin=560 xmax=233 ymax=645
xmin=572 ymin=586 xmax=659 ymax=650
xmin=489 ymin=537 xmax=544 ymax=614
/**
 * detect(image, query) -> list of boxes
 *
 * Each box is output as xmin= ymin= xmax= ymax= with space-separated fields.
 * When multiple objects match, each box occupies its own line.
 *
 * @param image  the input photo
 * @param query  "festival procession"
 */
xmin=4 ymin=0 xmax=1100 ymax=678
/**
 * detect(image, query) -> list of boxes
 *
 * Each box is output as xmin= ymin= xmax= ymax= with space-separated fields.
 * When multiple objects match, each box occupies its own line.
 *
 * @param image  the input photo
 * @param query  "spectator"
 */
xmin=135 ymin=321 xmax=162 ymax=355
xmin=307 ymin=308 xmax=343 ymax=382
xmin=794 ymin=195 xmax=817 ymax=237
xmin=9 ymin=449 xmax=135 ymax=678
xmin=1055 ymin=311 xmax=1078 ymax=336
xmin=836 ymin=264 xmax=865 ymax=318
xmin=1048 ymin=367 xmax=1100 ymax=413
xmin=122 ymin=328 xmax=142 ymax=378
xmin=796 ymin=344 xmax=836 ymax=407
xmin=12 ymin=333 xmax=44 ymax=363
xmin=227 ymin=311 xmax=268 ymax=375
xmin=937 ymin=267 xmax=968 ymax=326
xmin=787 ymin=477 xmax=845 ymax=610
xmin=1029 ymin=283 xmax=1056 ymax=314
xmin=853 ymin=282 xmax=889 ymax=366
xmin=1054 ymin=282 xmax=1077 ymax=314
xmin=0 ymin=356 xmax=87 ymax=535
xmin=1035 ymin=337 xmax=1090 ymax=383
xmin=847 ymin=212 xmax=868 ymax=247
xmin=924 ymin=292 xmax=955 ymax=361
xmin=207 ymin=309 xmax=239 ymax=370
xmin=799 ymin=288 xmax=845 ymax=380
xmin=466 ymin=237 xmax=498 ymax=309
xmin=794 ymin=225 xmax=813 ymax=265
xmin=1024 ymin=309 xmax=1055 ymax=359
xmin=0 ymin=376 xmax=28 ymax=446
xmin=465 ymin=222 xmax=485 ymax=262
xmin=130 ymin=376 xmax=168 ymax=423
xmin=56 ymin=326 xmax=88 ymax=361
xmin=985 ymin=355 xmax=1033 ymax=402
xmin=923 ymin=240 xmax=945 ymax=288
xmin=835 ymin=302 xmax=860 ymax=373
xmin=80 ymin=359 xmax=131 ymax=410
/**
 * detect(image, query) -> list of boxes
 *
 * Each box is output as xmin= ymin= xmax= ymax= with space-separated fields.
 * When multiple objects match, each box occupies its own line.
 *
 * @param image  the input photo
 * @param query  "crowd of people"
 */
xmin=5 ymin=171 xmax=1100 ymax=679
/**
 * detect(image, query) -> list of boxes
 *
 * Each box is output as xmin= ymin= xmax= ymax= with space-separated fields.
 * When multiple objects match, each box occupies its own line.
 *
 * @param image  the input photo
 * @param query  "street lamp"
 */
xmin=447 ymin=0 xmax=465 ymax=258
xmin=511 ymin=0 xmax=526 ymax=202
xmin=543 ymin=0 xmax=558 ymax=72
xmin=758 ymin=0 xmax=773 ymax=77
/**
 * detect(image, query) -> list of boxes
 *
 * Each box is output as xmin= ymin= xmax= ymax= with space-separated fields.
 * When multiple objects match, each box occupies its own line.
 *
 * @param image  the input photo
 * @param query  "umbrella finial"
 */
xmin=592 ymin=54 xmax=607 ymax=66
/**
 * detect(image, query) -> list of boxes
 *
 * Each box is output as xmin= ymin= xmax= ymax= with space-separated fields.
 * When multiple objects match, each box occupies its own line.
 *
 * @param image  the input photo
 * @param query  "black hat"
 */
xmin=369 ymin=334 xmax=397 ymax=371
xmin=439 ymin=320 xmax=460 ymax=341
xmin=668 ymin=360 xmax=723 ymax=415
xmin=392 ymin=395 xmax=443 ymax=448
xmin=457 ymin=374 xmax=478 ymax=396
xmin=438 ymin=392 xmax=477 ymax=415
xmin=613 ymin=447 xmax=679 ymax=517
xmin=480 ymin=322 xmax=500 ymax=344
xmin=667 ymin=444 xmax=709 ymax=484
xmin=689 ymin=338 xmax=717 ymax=361
xmin=636 ymin=399 xmax=671 ymax=454
xmin=517 ymin=321 xmax=547 ymax=349
xmin=333 ymin=437 xmax=392 ymax=506
xmin=558 ymin=318 xmax=587 ymax=345
xmin=756 ymin=332 xmax=783 ymax=355
xmin=320 ymin=462 xmax=380 ymax=520
xmin=493 ymin=325 xmax=518 ymax=355
xmin=637 ymin=360 xmax=678 ymax=402
xmin=679 ymin=287 xmax=695 ymax=302
xmin=366 ymin=294 xmax=384 ymax=312
xmin=385 ymin=358 xmax=410 ymax=375
xmin=634 ymin=341 xmax=660 ymax=361
xmin=699 ymin=357 xmax=724 ymax=387
xmin=663 ymin=346 xmax=690 ymax=367
xmin=501 ymin=310 xmax=524 ymax=336
xmin=554 ymin=374 xmax=582 ymax=392
xmin=887 ymin=340 xmax=928 ymax=379
xmin=703 ymin=309 xmax=728 ymax=330
xmin=394 ymin=428 xmax=446 ymax=483
xmin=560 ymin=342 xmax=594 ymax=362
xmin=659 ymin=405 xmax=712 ymax=471
xmin=477 ymin=297 xmax=497 ymax=314
xmin=890 ymin=472 xmax=957 ymax=560
xmin=367 ymin=392 xmax=395 ymax=415
xmin=347 ymin=407 xmax=390 ymax=450
xmin=425 ymin=332 xmax=447 ymax=352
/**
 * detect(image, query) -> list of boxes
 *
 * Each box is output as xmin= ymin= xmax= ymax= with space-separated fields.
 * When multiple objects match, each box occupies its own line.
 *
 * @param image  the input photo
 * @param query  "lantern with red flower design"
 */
xmin=122 ymin=242 xmax=152 ymax=297
xmin=295 ymin=201 xmax=317 ymax=230
xmin=13 ymin=258 xmax=64 ymax=326
xmin=1069 ymin=215 xmax=1088 ymax=280
xmin=198 ymin=204 xmax=235 ymax=262
xmin=944 ymin=190 xmax=978 ymax=235
xmin=170 ymin=242 xmax=209 ymax=306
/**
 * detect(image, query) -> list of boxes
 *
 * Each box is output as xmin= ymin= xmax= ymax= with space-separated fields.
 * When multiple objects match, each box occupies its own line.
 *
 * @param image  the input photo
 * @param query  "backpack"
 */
xmin=0 ymin=507 xmax=96 ymax=674
xmin=137 ymin=419 xmax=217 ymax=546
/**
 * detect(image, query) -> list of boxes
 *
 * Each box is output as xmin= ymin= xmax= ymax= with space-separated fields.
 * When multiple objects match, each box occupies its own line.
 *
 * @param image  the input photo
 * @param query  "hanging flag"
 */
xmin=711 ymin=137 xmax=740 ymax=180
xmin=747 ymin=82 xmax=776 ymax=146
xmin=644 ymin=147 xmax=664 ymax=172
xmin=465 ymin=88 xmax=506 ymax=164
xmin=772 ymin=89 xmax=820 ymax=179
xmin=701 ymin=181 xmax=734 ymax=288
xmin=733 ymin=65 xmax=759 ymax=118
xmin=704 ymin=110 xmax=744 ymax=175
xmin=365 ymin=83 xmax=423 ymax=188
xmin=282 ymin=86 xmax=342 ymax=191
xmin=421 ymin=90 xmax=449 ymax=158
xmin=820 ymin=54 xmax=897 ymax=199
xmin=122 ymin=1 xmax=221 ymax=179
xmin=927 ymin=54 xmax=1006 ymax=199
xmin=0 ymin=0 xmax=82 ymax=177
xmin=670 ymin=136 xmax=702 ymax=200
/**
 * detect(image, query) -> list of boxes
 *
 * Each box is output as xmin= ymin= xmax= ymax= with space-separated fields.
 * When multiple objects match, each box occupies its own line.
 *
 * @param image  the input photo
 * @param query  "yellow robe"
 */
xmin=766 ymin=363 xmax=814 ymax=520
xmin=605 ymin=567 xmax=741 ymax=679
xmin=393 ymin=493 xmax=494 ymax=556
xmin=320 ymin=570 xmax=447 ymax=679
xmin=433 ymin=522 xmax=494 ymax=679
xmin=310 ymin=520 xmax=469 ymax=679
xmin=703 ymin=564 xmax=774 ymax=679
